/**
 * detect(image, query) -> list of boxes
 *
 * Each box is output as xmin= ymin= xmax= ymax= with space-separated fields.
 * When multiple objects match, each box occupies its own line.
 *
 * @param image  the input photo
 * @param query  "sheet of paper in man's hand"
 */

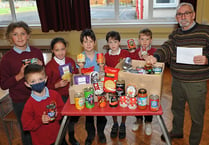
xmin=176 ymin=47 xmax=202 ymax=64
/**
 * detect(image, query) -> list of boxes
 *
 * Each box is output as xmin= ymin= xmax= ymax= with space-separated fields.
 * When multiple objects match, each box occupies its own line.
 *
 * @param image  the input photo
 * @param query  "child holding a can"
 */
xmin=0 ymin=21 xmax=44 ymax=145
xmin=77 ymin=29 xmax=107 ymax=145
xmin=21 ymin=64 xmax=67 ymax=145
xmin=105 ymin=31 xmax=129 ymax=139
xmin=45 ymin=37 xmax=80 ymax=145
xmin=129 ymin=28 xmax=157 ymax=135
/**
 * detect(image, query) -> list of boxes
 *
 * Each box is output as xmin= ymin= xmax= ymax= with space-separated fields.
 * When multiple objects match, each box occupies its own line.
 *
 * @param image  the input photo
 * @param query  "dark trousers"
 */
xmin=13 ymin=102 xmax=32 ymax=145
xmin=171 ymin=78 xmax=207 ymax=145
xmin=86 ymin=116 xmax=107 ymax=139
xmin=136 ymin=115 xmax=153 ymax=123
xmin=62 ymin=96 xmax=80 ymax=140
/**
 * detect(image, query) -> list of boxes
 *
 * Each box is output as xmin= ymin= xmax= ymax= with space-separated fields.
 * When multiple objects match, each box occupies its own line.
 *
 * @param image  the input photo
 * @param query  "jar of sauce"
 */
xmin=74 ymin=92 xmax=85 ymax=110
xmin=137 ymin=88 xmax=147 ymax=110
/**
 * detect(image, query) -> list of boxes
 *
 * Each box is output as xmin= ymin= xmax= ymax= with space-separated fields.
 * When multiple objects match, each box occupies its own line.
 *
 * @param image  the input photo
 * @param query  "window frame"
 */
xmin=0 ymin=0 xmax=179 ymax=28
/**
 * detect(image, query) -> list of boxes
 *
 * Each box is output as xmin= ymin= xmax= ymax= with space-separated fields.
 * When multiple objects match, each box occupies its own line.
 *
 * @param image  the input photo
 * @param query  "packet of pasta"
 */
xmin=103 ymin=66 xmax=120 ymax=93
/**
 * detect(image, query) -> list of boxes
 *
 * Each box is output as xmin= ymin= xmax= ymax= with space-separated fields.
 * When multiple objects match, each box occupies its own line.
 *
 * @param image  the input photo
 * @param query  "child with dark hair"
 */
xmin=105 ymin=31 xmax=129 ymax=139
xmin=21 ymin=64 xmax=67 ymax=145
xmin=77 ymin=29 xmax=107 ymax=145
xmin=45 ymin=37 xmax=80 ymax=145
xmin=0 ymin=21 xmax=44 ymax=145
xmin=129 ymin=28 xmax=157 ymax=135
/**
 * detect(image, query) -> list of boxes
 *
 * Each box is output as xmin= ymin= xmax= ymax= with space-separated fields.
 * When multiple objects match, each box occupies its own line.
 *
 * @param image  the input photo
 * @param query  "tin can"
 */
xmin=149 ymin=94 xmax=160 ymax=111
xmin=128 ymin=96 xmax=137 ymax=109
xmin=136 ymin=66 xmax=145 ymax=74
xmin=109 ymin=93 xmax=118 ymax=107
xmin=119 ymin=95 xmax=128 ymax=107
xmin=137 ymin=88 xmax=148 ymax=110
xmin=74 ymin=92 xmax=85 ymax=110
xmin=84 ymin=87 xmax=94 ymax=109
xmin=144 ymin=63 xmax=153 ymax=74
xmin=46 ymin=102 xmax=56 ymax=121
xmin=116 ymin=80 xmax=125 ymax=97
xmin=77 ymin=53 xmax=85 ymax=63
xmin=98 ymin=93 xmax=107 ymax=108
xmin=123 ymin=57 xmax=132 ymax=70
xmin=153 ymin=66 xmax=162 ymax=75
xmin=30 ymin=58 xmax=38 ymax=64
xmin=97 ymin=53 xmax=104 ymax=64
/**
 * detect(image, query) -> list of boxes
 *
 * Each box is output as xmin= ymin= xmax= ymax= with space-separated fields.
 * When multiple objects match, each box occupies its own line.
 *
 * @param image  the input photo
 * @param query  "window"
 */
xmin=154 ymin=0 xmax=179 ymax=8
xmin=0 ymin=0 xmax=179 ymax=27
xmin=0 ymin=0 xmax=40 ymax=27
xmin=90 ymin=0 xmax=179 ymax=25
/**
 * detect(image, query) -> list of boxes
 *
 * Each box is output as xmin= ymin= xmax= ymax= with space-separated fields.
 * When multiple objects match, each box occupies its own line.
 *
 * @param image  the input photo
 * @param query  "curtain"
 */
xmin=36 ymin=0 xmax=91 ymax=32
xmin=180 ymin=0 xmax=197 ymax=12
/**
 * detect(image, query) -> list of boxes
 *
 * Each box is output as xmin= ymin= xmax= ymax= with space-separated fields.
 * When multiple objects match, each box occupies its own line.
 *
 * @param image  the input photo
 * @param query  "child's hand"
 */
xmin=142 ymin=54 xmax=149 ymax=60
xmin=15 ymin=64 xmax=27 ymax=81
xmin=77 ymin=62 xmax=84 ymax=68
xmin=99 ymin=63 xmax=105 ymax=71
xmin=42 ymin=111 xmax=50 ymax=124
xmin=138 ymin=51 xmax=143 ymax=59
xmin=145 ymin=55 xmax=157 ymax=65
xmin=55 ymin=80 xmax=68 ymax=88
xmin=36 ymin=59 xmax=43 ymax=66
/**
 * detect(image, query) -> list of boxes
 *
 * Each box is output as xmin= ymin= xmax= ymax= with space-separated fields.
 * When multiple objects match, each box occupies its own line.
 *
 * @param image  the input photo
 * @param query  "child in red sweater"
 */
xmin=21 ymin=64 xmax=67 ymax=145
xmin=105 ymin=31 xmax=129 ymax=139
xmin=45 ymin=37 xmax=80 ymax=145
xmin=0 ymin=21 xmax=44 ymax=145
xmin=129 ymin=28 xmax=157 ymax=135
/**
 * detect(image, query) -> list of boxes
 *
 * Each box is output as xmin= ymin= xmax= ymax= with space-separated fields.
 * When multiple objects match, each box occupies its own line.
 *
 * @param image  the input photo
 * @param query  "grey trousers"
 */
xmin=171 ymin=78 xmax=207 ymax=145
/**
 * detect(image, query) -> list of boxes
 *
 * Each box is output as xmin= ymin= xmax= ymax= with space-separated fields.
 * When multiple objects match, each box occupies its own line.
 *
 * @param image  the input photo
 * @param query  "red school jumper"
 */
xmin=105 ymin=49 xmax=130 ymax=68
xmin=21 ymin=89 xmax=64 ymax=145
xmin=0 ymin=46 xmax=44 ymax=103
xmin=45 ymin=57 xmax=78 ymax=97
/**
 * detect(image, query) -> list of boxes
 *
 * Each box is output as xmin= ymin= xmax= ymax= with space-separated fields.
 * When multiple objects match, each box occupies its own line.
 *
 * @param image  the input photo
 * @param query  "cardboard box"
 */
xmin=69 ymin=84 xmax=98 ymax=104
xmin=115 ymin=60 xmax=165 ymax=98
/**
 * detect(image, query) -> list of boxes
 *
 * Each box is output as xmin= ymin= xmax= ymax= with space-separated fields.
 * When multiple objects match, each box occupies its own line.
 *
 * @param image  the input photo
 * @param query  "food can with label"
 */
xmin=84 ymin=87 xmax=95 ymax=109
xmin=153 ymin=66 xmax=162 ymax=75
xmin=74 ymin=92 xmax=85 ymax=110
xmin=116 ymin=80 xmax=125 ymax=97
xmin=128 ymin=96 xmax=137 ymax=109
xmin=137 ymin=88 xmax=148 ymax=110
xmin=97 ymin=53 xmax=104 ymax=64
xmin=109 ymin=93 xmax=118 ymax=107
xmin=119 ymin=95 xmax=128 ymax=107
xmin=46 ymin=102 xmax=56 ymax=121
xmin=149 ymin=94 xmax=160 ymax=111
xmin=98 ymin=93 xmax=107 ymax=108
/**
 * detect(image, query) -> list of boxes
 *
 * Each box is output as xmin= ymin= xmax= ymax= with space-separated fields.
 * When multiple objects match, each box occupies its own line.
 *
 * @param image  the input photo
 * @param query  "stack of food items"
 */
xmin=69 ymin=56 xmax=163 ymax=112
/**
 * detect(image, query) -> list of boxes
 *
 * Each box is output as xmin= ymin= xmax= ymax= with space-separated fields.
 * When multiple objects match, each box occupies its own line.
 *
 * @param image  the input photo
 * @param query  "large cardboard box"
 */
xmin=69 ymin=84 xmax=98 ymax=104
xmin=116 ymin=60 xmax=165 ymax=98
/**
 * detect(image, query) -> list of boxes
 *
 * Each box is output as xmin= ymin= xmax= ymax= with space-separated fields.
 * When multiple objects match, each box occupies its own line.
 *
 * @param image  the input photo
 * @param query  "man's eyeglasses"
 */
xmin=176 ymin=11 xmax=193 ymax=17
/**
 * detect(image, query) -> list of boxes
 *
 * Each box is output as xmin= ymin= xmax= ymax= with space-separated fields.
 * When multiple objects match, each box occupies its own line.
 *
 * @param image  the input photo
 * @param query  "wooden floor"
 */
xmin=1 ymin=66 xmax=209 ymax=145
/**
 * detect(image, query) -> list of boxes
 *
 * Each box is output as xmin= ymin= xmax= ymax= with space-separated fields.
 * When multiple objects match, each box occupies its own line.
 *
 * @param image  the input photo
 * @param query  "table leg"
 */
xmin=55 ymin=115 xmax=69 ymax=145
xmin=156 ymin=115 xmax=172 ymax=145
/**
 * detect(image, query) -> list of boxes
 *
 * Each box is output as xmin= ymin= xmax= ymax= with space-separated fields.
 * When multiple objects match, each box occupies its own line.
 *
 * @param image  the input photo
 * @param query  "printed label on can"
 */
xmin=75 ymin=97 xmax=85 ymax=110
xmin=84 ymin=87 xmax=95 ymax=109
xmin=138 ymin=97 xmax=147 ymax=106
xmin=149 ymin=95 xmax=160 ymax=111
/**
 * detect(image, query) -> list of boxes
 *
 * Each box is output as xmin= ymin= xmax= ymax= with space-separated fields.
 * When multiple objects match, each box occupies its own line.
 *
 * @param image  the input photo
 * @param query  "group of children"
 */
xmin=0 ymin=21 xmax=156 ymax=145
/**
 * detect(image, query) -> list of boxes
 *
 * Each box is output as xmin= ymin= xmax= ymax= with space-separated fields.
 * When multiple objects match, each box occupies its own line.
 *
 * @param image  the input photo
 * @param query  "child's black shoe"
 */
xmin=110 ymin=123 xmax=119 ymax=138
xmin=119 ymin=123 xmax=126 ymax=139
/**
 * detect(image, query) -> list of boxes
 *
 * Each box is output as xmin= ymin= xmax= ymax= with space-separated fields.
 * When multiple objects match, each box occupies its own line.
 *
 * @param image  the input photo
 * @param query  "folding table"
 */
xmin=55 ymin=100 xmax=171 ymax=145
